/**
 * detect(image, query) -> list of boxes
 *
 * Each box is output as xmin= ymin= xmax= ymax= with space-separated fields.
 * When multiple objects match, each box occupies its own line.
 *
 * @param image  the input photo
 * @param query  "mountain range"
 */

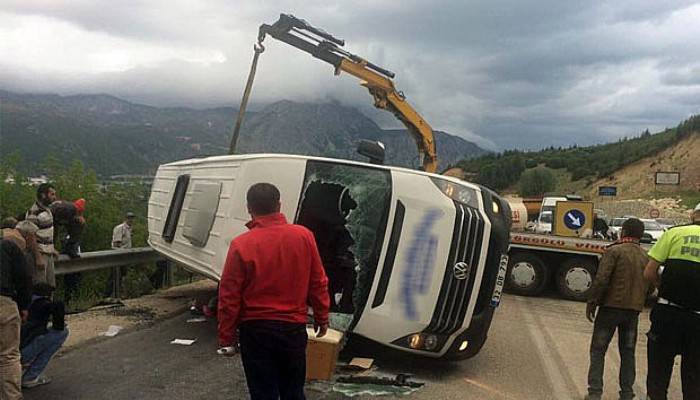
xmin=0 ymin=90 xmax=487 ymax=176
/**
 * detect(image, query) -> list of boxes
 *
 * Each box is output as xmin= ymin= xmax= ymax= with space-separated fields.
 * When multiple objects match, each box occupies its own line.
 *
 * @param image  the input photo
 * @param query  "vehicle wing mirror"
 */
xmin=357 ymin=140 xmax=385 ymax=165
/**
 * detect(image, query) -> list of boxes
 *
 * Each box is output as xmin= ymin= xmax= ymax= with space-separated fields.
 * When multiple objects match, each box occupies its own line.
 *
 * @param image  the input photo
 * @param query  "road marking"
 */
xmin=463 ymin=377 xmax=514 ymax=399
xmin=516 ymin=295 xmax=580 ymax=399
xmin=604 ymin=339 xmax=646 ymax=397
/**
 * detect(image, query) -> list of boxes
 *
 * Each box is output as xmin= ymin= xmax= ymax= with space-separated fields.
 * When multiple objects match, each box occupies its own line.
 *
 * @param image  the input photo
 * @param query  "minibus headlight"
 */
xmin=424 ymin=334 xmax=439 ymax=351
xmin=393 ymin=333 xmax=446 ymax=352
xmin=459 ymin=340 xmax=469 ymax=351
xmin=430 ymin=178 xmax=479 ymax=208
xmin=408 ymin=334 xmax=423 ymax=349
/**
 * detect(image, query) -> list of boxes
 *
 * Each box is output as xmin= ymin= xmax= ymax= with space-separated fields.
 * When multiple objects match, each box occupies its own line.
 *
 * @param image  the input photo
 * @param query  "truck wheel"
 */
xmin=506 ymin=253 xmax=548 ymax=296
xmin=556 ymin=258 xmax=596 ymax=301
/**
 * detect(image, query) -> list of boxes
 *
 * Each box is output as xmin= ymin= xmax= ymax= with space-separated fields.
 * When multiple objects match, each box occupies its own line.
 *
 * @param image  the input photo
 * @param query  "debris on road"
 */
xmin=170 ymin=338 xmax=197 ymax=346
xmin=337 ymin=374 xmax=424 ymax=388
xmin=186 ymin=317 xmax=207 ymax=323
xmin=332 ymin=383 xmax=421 ymax=397
xmin=328 ymin=370 xmax=425 ymax=397
xmin=347 ymin=358 xmax=374 ymax=371
xmin=101 ymin=325 xmax=123 ymax=337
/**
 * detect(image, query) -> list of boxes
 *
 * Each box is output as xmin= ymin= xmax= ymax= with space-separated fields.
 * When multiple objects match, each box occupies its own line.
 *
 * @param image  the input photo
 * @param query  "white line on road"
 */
xmin=516 ymin=295 xmax=579 ymax=399
xmin=463 ymin=377 xmax=514 ymax=399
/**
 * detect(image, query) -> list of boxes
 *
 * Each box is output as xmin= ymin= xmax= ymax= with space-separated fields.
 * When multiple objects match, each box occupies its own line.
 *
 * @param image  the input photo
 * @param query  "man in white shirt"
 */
xmin=107 ymin=212 xmax=135 ymax=298
xmin=112 ymin=212 xmax=134 ymax=249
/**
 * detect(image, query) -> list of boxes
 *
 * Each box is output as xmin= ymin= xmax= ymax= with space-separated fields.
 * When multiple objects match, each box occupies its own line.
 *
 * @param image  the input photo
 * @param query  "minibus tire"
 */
xmin=505 ymin=252 xmax=548 ymax=296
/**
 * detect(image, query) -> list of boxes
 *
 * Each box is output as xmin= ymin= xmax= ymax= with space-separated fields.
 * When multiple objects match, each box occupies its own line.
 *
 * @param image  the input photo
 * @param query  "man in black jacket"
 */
xmin=20 ymin=283 xmax=68 ymax=389
xmin=0 ymin=238 xmax=31 ymax=400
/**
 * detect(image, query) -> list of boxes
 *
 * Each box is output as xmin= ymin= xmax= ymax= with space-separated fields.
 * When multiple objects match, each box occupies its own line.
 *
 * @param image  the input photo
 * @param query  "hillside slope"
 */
xmin=0 ymin=90 xmax=234 ymax=174
xmin=236 ymin=101 xmax=487 ymax=169
xmin=1 ymin=91 xmax=486 ymax=175
xmin=455 ymin=114 xmax=699 ymax=196
xmin=584 ymin=131 xmax=700 ymax=199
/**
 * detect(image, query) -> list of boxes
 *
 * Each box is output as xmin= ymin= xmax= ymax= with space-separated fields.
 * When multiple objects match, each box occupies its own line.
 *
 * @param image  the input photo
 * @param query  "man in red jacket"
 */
xmin=217 ymin=182 xmax=330 ymax=400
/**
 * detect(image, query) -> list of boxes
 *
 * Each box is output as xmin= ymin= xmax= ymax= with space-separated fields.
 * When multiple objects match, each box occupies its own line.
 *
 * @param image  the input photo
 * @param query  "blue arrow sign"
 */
xmin=564 ymin=209 xmax=586 ymax=230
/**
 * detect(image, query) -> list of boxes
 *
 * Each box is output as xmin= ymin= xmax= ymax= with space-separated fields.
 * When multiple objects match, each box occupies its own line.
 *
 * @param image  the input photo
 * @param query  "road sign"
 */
xmin=564 ymin=209 xmax=586 ymax=230
xmin=553 ymin=200 xmax=594 ymax=237
xmin=598 ymin=186 xmax=617 ymax=196
xmin=655 ymin=172 xmax=680 ymax=185
xmin=650 ymin=208 xmax=660 ymax=219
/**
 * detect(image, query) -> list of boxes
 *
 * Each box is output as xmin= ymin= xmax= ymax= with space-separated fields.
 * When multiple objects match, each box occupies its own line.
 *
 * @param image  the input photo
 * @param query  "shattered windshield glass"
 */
xmin=296 ymin=161 xmax=392 ymax=331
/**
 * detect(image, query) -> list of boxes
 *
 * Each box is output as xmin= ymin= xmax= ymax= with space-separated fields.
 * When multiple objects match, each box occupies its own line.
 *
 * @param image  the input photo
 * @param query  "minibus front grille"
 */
xmin=424 ymin=202 xmax=484 ymax=335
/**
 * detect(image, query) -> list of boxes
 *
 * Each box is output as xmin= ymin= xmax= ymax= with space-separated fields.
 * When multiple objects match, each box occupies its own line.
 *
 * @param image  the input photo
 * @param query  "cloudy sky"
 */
xmin=1 ymin=1 xmax=699 ymax=150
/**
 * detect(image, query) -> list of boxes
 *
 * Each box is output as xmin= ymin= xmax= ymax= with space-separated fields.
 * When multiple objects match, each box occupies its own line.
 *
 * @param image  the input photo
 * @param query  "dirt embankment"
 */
xmin=595 ymin=198 xmax=692 ymax=222
xmin=586 ymin=132 xmax=700 ymax=199
xmin=60 ymin=280 xmax=217 ymax=353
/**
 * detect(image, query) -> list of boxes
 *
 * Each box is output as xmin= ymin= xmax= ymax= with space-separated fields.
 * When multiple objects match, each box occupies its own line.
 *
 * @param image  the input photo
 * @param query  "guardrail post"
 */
xmin=113 ymin=266 xmax=122 ymax=299
xmin=165 ymin=261 xmax=174 ymax=288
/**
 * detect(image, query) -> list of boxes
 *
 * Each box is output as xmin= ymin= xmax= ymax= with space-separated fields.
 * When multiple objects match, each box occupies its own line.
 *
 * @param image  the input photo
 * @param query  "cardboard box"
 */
xmin=305 ymin=327 xmax=343 ymax=381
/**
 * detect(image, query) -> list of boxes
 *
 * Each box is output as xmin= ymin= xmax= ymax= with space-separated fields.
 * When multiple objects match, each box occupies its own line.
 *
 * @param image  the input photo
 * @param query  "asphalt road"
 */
xmin=23 ymin=294 xmax=683 ymax=400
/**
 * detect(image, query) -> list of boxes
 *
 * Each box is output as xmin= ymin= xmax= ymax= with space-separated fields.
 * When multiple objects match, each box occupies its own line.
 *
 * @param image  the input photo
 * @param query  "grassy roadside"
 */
xmin=678 ymin=190 xmax=700 ymax=209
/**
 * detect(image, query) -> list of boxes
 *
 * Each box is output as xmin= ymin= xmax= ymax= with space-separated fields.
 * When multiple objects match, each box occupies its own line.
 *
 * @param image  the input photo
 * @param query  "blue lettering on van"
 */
xmin=402 ymin=208 xmax=442 ymax=321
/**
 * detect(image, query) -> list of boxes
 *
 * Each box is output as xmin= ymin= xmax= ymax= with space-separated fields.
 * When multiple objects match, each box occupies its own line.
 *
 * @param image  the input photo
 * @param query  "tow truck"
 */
xmin=506 ymin=232 xmax=610 ymax=301
xmin=504 ymin=199 xmax=650 ymax=301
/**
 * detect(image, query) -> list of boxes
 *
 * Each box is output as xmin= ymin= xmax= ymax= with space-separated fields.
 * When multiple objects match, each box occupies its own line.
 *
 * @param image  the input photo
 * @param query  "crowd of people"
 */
xmin=0 ymin=183 xmax=139 ymax=399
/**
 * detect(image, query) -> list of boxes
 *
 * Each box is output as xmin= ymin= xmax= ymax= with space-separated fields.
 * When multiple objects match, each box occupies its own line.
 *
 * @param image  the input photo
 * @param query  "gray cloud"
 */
xmin=1 ymin=1 xmax=699 ymax=151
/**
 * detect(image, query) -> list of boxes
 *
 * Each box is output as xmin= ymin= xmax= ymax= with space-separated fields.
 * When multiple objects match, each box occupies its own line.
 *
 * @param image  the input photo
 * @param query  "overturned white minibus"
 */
xmin=147 ymin=154 xmax=511 ymax=359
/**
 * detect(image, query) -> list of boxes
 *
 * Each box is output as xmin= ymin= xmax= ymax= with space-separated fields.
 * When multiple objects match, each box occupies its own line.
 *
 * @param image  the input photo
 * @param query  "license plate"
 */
xmin=490 ymin=254 xmax=509 ymax=307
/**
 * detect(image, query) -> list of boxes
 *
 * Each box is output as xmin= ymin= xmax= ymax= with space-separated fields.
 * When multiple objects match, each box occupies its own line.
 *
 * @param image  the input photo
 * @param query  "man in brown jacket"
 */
xmin=585 ymin=218 xmax=649 ymax=400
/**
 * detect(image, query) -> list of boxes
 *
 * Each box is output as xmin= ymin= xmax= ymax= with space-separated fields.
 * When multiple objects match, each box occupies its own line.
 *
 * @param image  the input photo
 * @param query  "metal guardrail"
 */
xmin=54 ymin=247 xmax=162 ymax=275
xmin=54 ymin=247 xmax=168 ymax=299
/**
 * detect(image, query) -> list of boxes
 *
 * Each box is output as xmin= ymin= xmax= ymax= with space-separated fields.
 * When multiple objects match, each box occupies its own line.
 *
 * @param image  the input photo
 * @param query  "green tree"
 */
xmin=519 ymin=167 xmax=556 ymax=197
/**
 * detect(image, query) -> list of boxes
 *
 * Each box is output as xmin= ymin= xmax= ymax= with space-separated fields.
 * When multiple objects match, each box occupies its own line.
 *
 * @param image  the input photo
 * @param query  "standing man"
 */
xmin=585 ymin=218 xmax=649 ymax=400
xmin=26 ymin=183 xmax=57 ymax=286
xmin=112 ymin=212 xmax=134 ymax=249
xmin=0 ymin=237 xmax=32 ymax=400
xmin=217 ymin=183 xmax=330 ymax=400
xmin=107 ymin=212 xmax=135 ymax=298
xmin=593 ymin=212 xmax=611 ymax=239
xmin=644 ymin=203 xmax=700 ymax=400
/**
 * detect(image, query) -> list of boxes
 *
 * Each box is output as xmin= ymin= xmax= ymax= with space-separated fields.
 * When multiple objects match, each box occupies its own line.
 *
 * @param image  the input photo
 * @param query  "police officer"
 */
xmin=644 ymin=202 xmax=700 ymax=399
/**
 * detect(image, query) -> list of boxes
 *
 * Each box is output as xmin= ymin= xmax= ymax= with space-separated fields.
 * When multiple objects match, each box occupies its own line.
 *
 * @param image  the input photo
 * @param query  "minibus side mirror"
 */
xmin=357 ymin=140 xmax=386 ymax=165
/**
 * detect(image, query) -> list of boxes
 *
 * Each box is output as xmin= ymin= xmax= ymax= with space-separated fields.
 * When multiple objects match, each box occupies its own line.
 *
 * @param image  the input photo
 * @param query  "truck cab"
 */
xmin=147 ymin=154 xmax=511 ymax=359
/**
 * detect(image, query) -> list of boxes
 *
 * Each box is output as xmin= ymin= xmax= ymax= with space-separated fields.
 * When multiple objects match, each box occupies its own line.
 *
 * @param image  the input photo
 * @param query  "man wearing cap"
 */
xmin=50 ymin=198 xmax=86 ymax=258
xmin=26 ymin=183 xmax=58 ymax=286
xmin=107 ymin=213 xmax=135 ymax=298
xmin=112 ymin=212 xmax=135 ymax=250
xmin=644 ymin=202 xmax=700 ymax=399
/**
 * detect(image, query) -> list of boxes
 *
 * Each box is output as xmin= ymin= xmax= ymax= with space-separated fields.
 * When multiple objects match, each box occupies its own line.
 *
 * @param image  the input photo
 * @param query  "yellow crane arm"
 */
xmin=258 ymin=14 xmax=438 ymax=172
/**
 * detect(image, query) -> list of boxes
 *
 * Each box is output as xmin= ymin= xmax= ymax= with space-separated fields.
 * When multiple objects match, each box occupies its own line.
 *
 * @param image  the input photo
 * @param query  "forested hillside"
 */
xmin=0 ymin=91 xmax=485 ymax=176
xmin=456 ymin=115 xmax=700 ymax=192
